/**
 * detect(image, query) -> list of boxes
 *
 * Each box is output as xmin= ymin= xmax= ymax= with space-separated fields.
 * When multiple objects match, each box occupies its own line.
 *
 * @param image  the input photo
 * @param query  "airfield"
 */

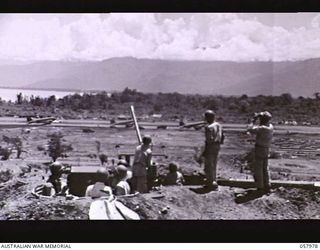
xmin=0 ymin=116 xmax=319 ymax=220
xmin=1 ymin=116 xmax=320 ymax=134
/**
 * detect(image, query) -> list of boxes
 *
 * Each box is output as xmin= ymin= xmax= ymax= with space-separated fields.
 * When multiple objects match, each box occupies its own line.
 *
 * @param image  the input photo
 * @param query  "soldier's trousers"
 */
xmin=132 ymin=175 xmax=148 ymax=193
xmin=254 ymin=146 xmax=270 ymax=190
xmin=204 ymin=145 xmax=220 ymax=186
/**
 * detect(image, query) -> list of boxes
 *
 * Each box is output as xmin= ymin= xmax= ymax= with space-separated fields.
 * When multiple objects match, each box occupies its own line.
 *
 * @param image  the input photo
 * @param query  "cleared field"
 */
xmin=0 ymin=122 xmax=319 ymax=220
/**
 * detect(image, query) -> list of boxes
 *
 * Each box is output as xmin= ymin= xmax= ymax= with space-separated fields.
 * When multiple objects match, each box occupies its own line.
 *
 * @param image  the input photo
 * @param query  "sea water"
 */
xmin=0 ymin=88 xmax=75 ymax=102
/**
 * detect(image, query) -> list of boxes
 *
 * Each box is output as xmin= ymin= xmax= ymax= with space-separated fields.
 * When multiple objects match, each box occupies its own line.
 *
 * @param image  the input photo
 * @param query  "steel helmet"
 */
xmin=96 ymin=167 xmax=110 ymax=184
xmin=204 ymin=110 xmax=215 ymax=120
xmin=261 ymin=111 xmax=272 ymax=119
xmin=117 ymin=159 xmax=128 ymax=167
xmin=115 ymin=164 xmax=129 ymax=180
xmin=96 ymin=167 xmax=109 ymax=176
xmin=49 ymin=161 xmax=63 ymax=174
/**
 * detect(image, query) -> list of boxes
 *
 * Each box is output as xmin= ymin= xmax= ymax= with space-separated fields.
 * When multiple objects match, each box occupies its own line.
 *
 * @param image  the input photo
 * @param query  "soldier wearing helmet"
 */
xmin=113 ymin=164 xmax=131 ymax=196
xmin=247 ymin=111 xmax=274 ymax=193
xmin=47 ymin=161 xmax=64 ymax=194
xmin=117 ymin=159 xmax=129 ymax=167
xmin=202 ymin=110 xmax=223 ymax=191
xmin=85 ymin=167 xmax=113 ymax=198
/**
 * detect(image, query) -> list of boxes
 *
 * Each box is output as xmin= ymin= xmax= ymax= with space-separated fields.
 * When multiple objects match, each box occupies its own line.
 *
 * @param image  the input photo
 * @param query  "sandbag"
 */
xmin=89 ymin=199 xmax=123 ymax=220
xmin=89 ymin=196 xmax=140 ymax=220
xmin=104 ymin=199 xmax=124 ymax=220
xmin=115 ymin=201 xmax=140 ymax=220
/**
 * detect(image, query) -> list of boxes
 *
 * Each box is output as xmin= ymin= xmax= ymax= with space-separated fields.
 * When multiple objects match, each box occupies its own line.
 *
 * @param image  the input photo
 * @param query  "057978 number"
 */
xmin=300 ymin=244 xmax=319 ymax=248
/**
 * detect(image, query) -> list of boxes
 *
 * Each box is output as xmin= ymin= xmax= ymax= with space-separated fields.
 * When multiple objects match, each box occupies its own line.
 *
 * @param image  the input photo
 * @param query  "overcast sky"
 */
xmin=0 ymin=13 xmax=319 ymax=63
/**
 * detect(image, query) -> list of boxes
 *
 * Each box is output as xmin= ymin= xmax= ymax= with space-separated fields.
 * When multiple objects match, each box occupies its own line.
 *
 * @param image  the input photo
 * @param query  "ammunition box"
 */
xmin=67 ymin=166 xmax=107 ymax=197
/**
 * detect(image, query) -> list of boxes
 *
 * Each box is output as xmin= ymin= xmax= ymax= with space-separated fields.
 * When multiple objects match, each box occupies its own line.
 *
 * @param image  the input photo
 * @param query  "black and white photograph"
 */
xmin=0 ymin=13 xmax=319 ymax=221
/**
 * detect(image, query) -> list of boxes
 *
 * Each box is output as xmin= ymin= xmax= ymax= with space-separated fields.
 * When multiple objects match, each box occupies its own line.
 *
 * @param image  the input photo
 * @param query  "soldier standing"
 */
xmin=132 ymin=135 xmax=152 ymax=193
xmin=202 ymin=110 xmax=223 ymax=191
xmin=247 ymin=111 xmax=274 ymax=193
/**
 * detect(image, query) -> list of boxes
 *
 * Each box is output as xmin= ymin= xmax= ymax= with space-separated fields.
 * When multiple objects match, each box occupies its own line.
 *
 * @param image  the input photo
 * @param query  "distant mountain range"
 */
xmin=0 ymin=57 xmax=319 ymax=97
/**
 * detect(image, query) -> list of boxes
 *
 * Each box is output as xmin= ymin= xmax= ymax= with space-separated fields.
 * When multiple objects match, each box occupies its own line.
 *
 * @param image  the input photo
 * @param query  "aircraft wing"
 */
xmin=27 ymin=117 xmax=56 ymax=124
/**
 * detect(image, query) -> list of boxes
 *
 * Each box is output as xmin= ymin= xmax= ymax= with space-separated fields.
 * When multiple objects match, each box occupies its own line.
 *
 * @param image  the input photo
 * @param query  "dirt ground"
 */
xmin=0 ymin=124 xmax=319 ymax=220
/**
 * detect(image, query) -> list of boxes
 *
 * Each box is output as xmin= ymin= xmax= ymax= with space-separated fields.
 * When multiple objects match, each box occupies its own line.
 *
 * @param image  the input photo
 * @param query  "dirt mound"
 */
xmin=1 ymin=197 xmax=91 ymax=220
xmin=0 ymin=178 xmax=28 ymax=202
xmin=244 ymin=192 xmax=299 ymax=219
xmin=119 ymin=186 xmax=320 ymax=220
xmin=1 ymin=183 xmax=319 ymax=220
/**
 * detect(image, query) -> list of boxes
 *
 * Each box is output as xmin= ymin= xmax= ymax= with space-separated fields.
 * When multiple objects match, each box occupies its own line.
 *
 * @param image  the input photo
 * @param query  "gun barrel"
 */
xmin=130 ymin=105 xmax=142 ymax=144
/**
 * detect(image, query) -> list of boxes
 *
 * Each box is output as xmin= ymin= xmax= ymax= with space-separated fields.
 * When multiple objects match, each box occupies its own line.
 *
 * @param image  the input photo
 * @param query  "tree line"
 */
xmin=4 ymin=88 xmax=320 ymax=124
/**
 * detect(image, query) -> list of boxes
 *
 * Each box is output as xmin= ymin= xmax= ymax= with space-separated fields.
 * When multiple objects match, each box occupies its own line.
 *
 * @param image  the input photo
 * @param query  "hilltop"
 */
xmin=0 ymin=57 xmax=319 ymax=97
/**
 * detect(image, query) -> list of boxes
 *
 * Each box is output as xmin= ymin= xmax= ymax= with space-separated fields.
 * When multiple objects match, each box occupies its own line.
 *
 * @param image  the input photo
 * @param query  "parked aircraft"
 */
xmin=27 ymin=116 xmax=57 ymax=125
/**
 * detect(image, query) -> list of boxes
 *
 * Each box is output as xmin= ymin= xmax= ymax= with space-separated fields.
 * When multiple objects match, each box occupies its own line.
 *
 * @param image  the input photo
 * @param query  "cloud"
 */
xmin=311 ymin=14 xmax=320 ymax=28
xmin=0 ymin=13 xmax=319 ymax=62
